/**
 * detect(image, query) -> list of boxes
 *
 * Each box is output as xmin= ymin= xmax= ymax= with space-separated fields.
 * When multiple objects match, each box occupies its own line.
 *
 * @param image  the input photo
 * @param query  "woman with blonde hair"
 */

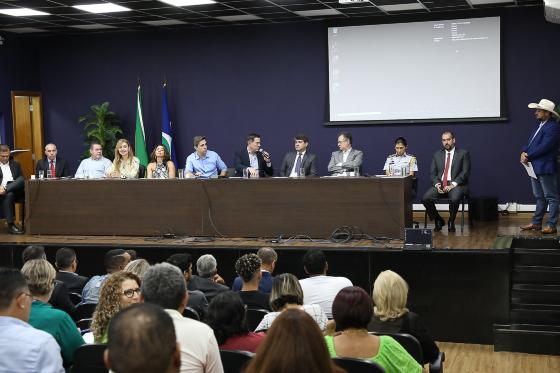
xmin=90 ymin=271 xmax=141 ymax=343
xmin=124 ymin=259 xmax=150 ymax=280
xmin=147 ymin=144 xmax=176 ymax=179
xmin=106 ymin=139 xmax=140 ymax=178
xmin=369 ymin=270 xmax=440 ymax=364
xmin=21 ymin=259 xmax=84 ymax=365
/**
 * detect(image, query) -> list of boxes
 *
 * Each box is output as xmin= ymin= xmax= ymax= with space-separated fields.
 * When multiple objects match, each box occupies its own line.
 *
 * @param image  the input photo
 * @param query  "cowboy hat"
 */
xmin=528 ymin=98 xmax=559 ymax=117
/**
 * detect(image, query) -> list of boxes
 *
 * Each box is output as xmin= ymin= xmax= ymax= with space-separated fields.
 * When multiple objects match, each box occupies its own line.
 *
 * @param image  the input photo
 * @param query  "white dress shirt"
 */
xmin=289 ymin=150 xmax=306 ymax=177
xmin=0 ymin=162 xmax=13 ymax=187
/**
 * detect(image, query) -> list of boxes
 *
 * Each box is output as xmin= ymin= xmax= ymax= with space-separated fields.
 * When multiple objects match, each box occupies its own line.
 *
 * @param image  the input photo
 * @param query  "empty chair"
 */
xmin=332 ymin=357 xmax=385 ymax=373
xmin=220 ymin=350 xmax=254 ymax=373
xmin=246 ymin=309 xmax=269 ymax=331
xmin=71 ymin=344 xmax=108 ymax=373
xmin=74 ymin=303 xmax=97 ymax=321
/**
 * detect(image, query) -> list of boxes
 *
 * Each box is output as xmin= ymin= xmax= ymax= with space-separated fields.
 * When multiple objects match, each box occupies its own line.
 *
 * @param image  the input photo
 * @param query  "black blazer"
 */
xmin=279 ymin=151 xmax=317 ymax=177
xmin=36 ymin=157 xmax=69 ymax=178
xmin=0 ymin=160 xmax=25 ymax=194
xmin=49 ymin=280 xmax=76 ymax=317
xmin=187 ymin=275 xmax=229 ymax=303
xmin=429 ymin=148 xmax=470 ymax=187
xmin=56 ymin=271 xmax=89 ymax=294
xmin=234 ymin=149 xmax=273 ymax=177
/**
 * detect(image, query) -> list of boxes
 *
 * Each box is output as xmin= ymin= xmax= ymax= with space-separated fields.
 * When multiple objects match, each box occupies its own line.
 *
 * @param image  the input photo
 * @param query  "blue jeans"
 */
xmin=531 ymin=174 xmax=559 ymax=226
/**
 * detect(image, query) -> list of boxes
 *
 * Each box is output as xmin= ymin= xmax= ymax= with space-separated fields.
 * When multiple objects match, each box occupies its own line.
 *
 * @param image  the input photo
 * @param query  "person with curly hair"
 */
xmin=90 ymin=271 xmax=141 ymax=343
xmin=235 ymin=254 xmax=270 ymax=310
xmin=106 ymin=139 xmax=140 ymax=179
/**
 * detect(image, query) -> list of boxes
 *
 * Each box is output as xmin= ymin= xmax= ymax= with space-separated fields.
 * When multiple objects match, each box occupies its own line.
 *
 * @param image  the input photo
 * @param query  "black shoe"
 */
xmin=9 ymin=224 xmax=23 ymax=235
xmin=434 ymin=218 xmax=445 ymax=232
xmin=448 ymin=222 xmax=456 ymax=232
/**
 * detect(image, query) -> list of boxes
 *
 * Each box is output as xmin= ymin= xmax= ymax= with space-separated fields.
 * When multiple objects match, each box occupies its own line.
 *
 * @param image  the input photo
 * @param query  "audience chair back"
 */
xmin=74 ymin=303 xmax=97 ymax=321
xmin=182 ymin=307 xmax=200 ymax=321
xmin=71 ymin=344 xmax=108 ymax=373
xmin=371 ymin=332 xmax=423 ymax=365
xmin=219 ymin=350 xmax=254 ymax=373
xmin=69 ymin=292 xmax=83 ymax=306
xmin=245 ymin=309 xmax=269 ymax=331
xmin=76 ymin=318 xmax=93 ymax=332
xmin=332 ymin=357 xmax=385 ymax=373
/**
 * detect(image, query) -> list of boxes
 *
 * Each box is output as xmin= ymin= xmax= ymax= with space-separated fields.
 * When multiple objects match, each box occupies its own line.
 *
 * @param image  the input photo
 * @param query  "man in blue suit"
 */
xmin=521 ymin=99 xmax=560 ymax=234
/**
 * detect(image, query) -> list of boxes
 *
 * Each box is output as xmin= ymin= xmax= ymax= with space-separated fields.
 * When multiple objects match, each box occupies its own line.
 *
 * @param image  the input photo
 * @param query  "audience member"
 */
xmin=147 ymin=144 xmax=176 ymax=179
xmin=232 ymin=247 xmax=276 ymax=293
xmin=166 ymin=253 xmax=209 ymax=320
xmin=106 ymin=139 xmax=140 ymax=179
xmin=75 ymin=142 xmax=112 ymax=179
xmin=234 ymin=133 xmax=273 ymax=177
xmin=21 ymin=259 xmax=84 ymax=365
xmin=81 ymin=249 xmax=131 ymax=304
xmin=55 ymin=247 xmax=89 ymax=294
xmin=35 ymin=143 xmax=69 ymax=178
xmin=207 ymin=291 xmax=266 ymax=353
xmin=0 ymin=267 xmax=64 ymax=373
xmin=0 ymin=143 xmax=24 ymax=234
xmin=141 ymin=263 xmax=223 ymax=373
xmin=124 ymin=258 xmax=150 ymax=280
xmin=327 ymin=132 xmax=363 ymax=176
xmin=125 ymin=249 xmax=138 ymax=261
xmin=245 ymin=309 xmax=344 ymax=373
xmin=188 ymin=254 xmax=228 ymax=303
xmin=255 ymin=273 xmax=327 ymax=332
xmin=234 ymin=254 xmax=271 ymax=310
xmin=326 ymin=286 xmax=421 ymax=373
xmin=299 ymin=250 xmax=352 ymax=318
xmin=368 ymin=270 xmax=440 ymax=364
xmin=104 ymin=303 xmax=180 ymax=373
xmin=22 ymin=245 xmax=47 ymax=263
xmin=90 ymin=271 xmax=141 ymax=343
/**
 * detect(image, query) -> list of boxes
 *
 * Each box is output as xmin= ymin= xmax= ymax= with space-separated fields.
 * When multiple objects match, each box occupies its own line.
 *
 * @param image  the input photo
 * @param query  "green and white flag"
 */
xmin=135 ymin=84 xmax=148 ymax=166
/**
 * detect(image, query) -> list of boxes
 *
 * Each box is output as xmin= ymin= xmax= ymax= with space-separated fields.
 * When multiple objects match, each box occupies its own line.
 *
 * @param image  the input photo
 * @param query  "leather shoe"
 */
xmin=434 ymin=218 xmax=445 ymax=232
xmin=448 ymin=222 xmax=456 ymax=232
xmin=542 ymin=226 xmax=557 ymax=235
xmin=8 ymin=224 xmax=23 ymax=235
xmin=520 ymin=223 xmax=542 ymax=231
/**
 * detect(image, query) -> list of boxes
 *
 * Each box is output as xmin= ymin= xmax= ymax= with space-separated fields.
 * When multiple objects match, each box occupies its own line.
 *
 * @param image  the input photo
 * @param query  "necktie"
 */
xmin=442 ymin=152 xmax=450 ymax=188
xmin=295 ymin=153 xmax=303 ymax=176
xmin=50 ymin=160 xmax=56 ymax=178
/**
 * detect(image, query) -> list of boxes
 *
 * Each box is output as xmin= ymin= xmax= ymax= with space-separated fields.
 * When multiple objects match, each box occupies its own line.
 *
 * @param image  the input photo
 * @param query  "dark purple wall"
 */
xmin=30 ymin=7 xmax=560 ymax=202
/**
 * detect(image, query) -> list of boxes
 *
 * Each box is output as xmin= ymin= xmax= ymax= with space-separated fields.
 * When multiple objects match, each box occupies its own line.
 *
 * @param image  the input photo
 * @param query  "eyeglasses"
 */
xmin=122 ymin=288 xmax=141 ymax=298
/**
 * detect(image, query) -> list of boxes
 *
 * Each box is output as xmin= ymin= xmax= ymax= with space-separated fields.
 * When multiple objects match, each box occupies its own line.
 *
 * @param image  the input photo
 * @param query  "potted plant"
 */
xmin=78 ymin=102 xmax=123 ymax=160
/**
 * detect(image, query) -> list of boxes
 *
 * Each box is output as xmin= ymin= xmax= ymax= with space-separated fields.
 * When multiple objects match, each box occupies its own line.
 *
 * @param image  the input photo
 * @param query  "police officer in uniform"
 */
xmin=383 ymin=137 xmax=418 ymax=176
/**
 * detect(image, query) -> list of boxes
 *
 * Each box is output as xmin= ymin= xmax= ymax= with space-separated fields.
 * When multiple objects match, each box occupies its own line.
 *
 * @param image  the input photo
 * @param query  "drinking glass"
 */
xmin=299 ymin=168 xmax=305 ymax=178
xmin=46 ymin=169 xmax=52 ymax=179
xmin=178 ymin=169 xmax=184 ymax=179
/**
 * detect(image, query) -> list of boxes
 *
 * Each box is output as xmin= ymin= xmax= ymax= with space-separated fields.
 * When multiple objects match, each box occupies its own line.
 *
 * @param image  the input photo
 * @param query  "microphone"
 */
xmin=259 ymin=148 xmax=270 ymax=159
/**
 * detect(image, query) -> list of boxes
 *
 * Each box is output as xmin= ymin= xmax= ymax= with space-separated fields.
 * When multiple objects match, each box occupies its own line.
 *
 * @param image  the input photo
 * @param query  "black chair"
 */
xmin=74 ymin=303 xmax=97 ymax=321
xmin=183 ymin=307 xmax=200 ymax=321
xmin=71 ymin=344 xmax=108 ymax=373
xmin=245 ymin=309 xmax=269 ymax=331
xmin=138 ymin=164 xmax=146 ymax=178
xmin=69 ymin=292 xmax=83 ymax=305
xmin=332 ymin=357 xmax=385 ymax=373
xmin=219 ymin=350 xmax=254 ymax=373
xmin=76 ymin=318 xmax=93 ymax=331
xmin=424 ymin=194 xmax=470 ymax=233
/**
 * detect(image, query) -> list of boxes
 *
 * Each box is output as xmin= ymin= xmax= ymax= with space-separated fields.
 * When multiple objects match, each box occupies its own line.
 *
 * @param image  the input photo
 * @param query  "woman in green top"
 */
xmin=21 ymin=259 xmax=85 ymax=365
xmin=325 ymin=286 xmax=422 ymax=373
xmin=90 ymin=271 xmax=141 ymax=343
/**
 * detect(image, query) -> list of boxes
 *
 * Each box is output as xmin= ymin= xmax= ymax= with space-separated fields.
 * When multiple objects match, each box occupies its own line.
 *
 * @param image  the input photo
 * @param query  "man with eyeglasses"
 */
xmin=0 ymin=267 xmax=64 ymax=372
xmin=327 ymin=132 xmax=364 ymax=176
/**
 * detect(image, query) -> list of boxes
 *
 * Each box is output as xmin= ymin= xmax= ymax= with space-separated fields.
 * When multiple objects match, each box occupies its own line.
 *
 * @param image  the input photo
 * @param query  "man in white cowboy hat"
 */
xmin=520 ymin=98 xmax=560 ymax=234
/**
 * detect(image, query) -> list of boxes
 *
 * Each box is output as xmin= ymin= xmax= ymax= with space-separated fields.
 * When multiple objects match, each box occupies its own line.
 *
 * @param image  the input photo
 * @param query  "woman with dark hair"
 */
xmin=147 ymin=144 xmax=176 ymax=179
xmin=207 ymin=291 xmax=265 ymax=353
xmin=326 ymin=286 xmax=421 ymax=373
xmin=244 ymin=308 xmax=345 ymax=373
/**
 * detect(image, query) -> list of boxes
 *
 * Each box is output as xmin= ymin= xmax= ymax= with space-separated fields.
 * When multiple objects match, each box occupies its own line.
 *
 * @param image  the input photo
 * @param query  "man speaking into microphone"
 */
xmin=234 ymin=133 xmax=274 ymax=177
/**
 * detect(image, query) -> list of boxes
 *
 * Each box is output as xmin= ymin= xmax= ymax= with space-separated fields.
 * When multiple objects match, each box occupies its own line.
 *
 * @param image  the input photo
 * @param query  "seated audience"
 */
xmin=245 ymin=309 xmax=344 ymax=373
xmin=0 ymin=143 xmax=25 ymax=234
xmin=125 ymin=249 xmax=138 ymax=261
xmin=232 ymin=247 xmax=276 ymax=293
xmin=104 ymin=303 xmax=181 ymax=373
xmin=81 ymin=249 xmax=131 ymax=304
xmin=75 ymin=142 xmax=112 ymax=179
xmin=207 ymin=291 xmax=266 ymax=353
xmin=299 ymin=250 xmax=352 ymax=318
xmin=0 ymin=267 xmax=64 ymax=372
xmin=55 ymin=247 xmax=89 ymax=294
xmin=21 ymin=244 xmax=47 ymax=263
xmin=368 ymin=270 xmax=440 ymax=364
xmin=326 ymin=286 xmax=421 ymax=373
xmin=141 ymin=263 xmax=223 ymax=373
xmin=90 ymin=271 xmax=141 ymax=343
xmin=188 ymin=254 xmax=228 ymax=303
xmin=21 ymin=259 xmax=85 ymax=365
xmin=124 ymin=258 xmax=150 ymax=280
xmin=35 ymin=143 xmax=69 ymax=178
xmin=166 ymin=253 xmax=209 ymax=320
xmin=106 ymin=139 xmax=140 ymax=179
xmin=255 ymin=273 xmax=327 ymax=332
xmin=234 ymin=254 xmax=270 ymax=310
xmin=147 ymin=144 xmax=176 ymax=179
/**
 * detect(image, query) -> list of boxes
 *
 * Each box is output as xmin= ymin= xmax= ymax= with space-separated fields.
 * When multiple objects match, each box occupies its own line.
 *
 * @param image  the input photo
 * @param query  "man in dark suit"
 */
xmin=234 ymin=133 xmax=273 ymax=177
xmin=35 ymin=143 xmax=69 ymax=178
xmin=280 ymin=134 xmax=317 ymax=177
xmin=187 ymin=254 xmax=228 ymax=303
xmin=0 ymin=144 xmax=24 ymax=234
xmin=520 ymin=99 xmax=560 ymax=234
xmin=55 ymin=247 xmax=89 ymax=294
xmin=422 ymin=131 xmax=471 ymax=232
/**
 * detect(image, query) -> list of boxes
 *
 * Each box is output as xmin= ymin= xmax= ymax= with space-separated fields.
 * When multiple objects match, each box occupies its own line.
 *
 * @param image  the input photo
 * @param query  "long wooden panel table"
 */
xmin=25 ymin=177 xmax=412 ymax=238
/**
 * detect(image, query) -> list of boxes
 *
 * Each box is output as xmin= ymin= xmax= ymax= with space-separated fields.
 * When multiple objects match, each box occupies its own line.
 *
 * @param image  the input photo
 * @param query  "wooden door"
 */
xmin=11 ymin=91 xmax=43 ymax=178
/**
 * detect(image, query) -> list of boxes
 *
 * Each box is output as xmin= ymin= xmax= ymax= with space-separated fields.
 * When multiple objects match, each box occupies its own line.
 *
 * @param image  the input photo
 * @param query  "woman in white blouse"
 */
xmin=106 ymin=139 xmax=140 ymax=179
xmin=255 ymin=273 xmax=328 ymax=332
